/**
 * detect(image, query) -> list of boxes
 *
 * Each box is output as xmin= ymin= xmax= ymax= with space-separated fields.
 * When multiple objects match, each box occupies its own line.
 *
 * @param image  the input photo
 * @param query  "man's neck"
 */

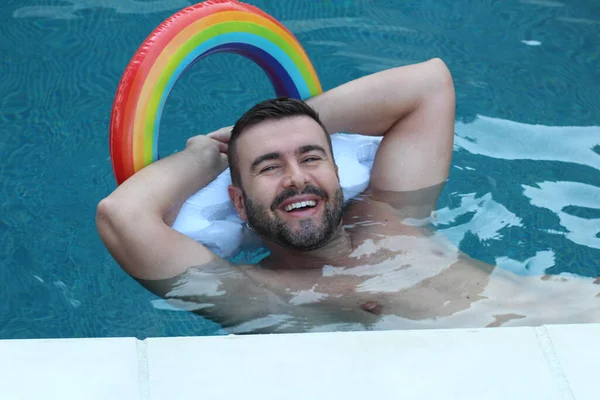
xmin=260 ymin=226 xmax=353 ymax=270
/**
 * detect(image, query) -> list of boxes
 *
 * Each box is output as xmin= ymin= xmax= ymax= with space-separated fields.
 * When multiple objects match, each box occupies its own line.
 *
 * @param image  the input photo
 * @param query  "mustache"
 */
xmin=271 ymin=185 xmax=329 ymax=211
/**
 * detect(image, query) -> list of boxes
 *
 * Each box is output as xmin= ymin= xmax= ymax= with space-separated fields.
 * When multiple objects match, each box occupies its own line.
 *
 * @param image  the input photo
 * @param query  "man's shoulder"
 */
xmin=343 ymin=188 xmax=440 ymax=240
xmin=344 ymin=183 xmax=445 ymax=223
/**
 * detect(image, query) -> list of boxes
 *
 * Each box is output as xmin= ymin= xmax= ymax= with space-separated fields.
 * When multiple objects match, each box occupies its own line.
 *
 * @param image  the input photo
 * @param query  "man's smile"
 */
xmin=277 ymin=195 xmax=323 ymax=218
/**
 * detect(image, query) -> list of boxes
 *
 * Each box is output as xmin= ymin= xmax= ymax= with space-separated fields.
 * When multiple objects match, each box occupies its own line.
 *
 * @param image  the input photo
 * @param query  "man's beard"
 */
xmin=243 ymin=184 xmax=344 ymax=251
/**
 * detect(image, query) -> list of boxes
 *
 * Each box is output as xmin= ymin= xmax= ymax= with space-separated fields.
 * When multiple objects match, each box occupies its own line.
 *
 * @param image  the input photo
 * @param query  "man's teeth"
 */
xmin=284 ymin=200 xmax=317 ymax=212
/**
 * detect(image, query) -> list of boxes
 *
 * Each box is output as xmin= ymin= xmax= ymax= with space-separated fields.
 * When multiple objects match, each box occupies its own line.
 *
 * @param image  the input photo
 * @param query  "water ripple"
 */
xmin=14 ymin=0 xmax=191 ymax=19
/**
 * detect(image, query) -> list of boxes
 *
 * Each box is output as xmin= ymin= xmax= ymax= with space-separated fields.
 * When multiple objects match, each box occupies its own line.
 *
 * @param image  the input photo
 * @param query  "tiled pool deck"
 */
xmin=0 ymin=323 xmax=598 ymax=399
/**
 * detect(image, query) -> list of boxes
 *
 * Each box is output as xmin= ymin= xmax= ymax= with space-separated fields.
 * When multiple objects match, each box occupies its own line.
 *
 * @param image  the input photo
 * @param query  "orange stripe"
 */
xmin=119 ymin=1 xmax=246 ymax=179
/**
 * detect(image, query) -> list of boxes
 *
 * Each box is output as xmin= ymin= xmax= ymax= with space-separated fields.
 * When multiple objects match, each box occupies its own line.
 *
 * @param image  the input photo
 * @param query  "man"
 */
xmin=97 ymin=59 xmax=600 ymax=333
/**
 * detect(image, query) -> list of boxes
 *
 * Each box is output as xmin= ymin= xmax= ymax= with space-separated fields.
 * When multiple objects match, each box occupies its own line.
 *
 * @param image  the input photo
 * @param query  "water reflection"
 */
xmin=454 ymin=115 xmax=600 ymax=171
xmin=152 ymin=215 xmax=600 ymax=334
xmin=519 ymin=0 xmax=565 ymax=8
xmin=13 ymin=0 xmax=191 ymax=19
xmin=523 ymin=181 xmax=600 ymax=250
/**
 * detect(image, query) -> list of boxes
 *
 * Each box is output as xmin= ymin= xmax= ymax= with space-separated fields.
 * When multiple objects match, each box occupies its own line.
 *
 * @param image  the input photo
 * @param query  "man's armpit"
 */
xmin=369 ymin=180 xmax=447 ymax=219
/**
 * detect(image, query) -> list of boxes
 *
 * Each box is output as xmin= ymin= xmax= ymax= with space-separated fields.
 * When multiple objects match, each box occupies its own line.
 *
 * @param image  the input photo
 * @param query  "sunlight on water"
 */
xmin=523 ymin=181 xmax=600 ymax=250
xmin=454 ymin=116 xmax=600 ymax=171
xmin=435 ymin=192 xmax=523 ymax=243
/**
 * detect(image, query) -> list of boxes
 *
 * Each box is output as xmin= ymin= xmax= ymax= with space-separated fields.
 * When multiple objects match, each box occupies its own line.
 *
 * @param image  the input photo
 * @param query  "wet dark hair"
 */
xmin=228 ymin=97 xmax=333 ymax=187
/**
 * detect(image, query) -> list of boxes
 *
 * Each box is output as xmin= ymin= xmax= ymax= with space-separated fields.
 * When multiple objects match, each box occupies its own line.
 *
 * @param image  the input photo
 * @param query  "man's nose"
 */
xmin=282 ymin=162 xmax=309 ymax=189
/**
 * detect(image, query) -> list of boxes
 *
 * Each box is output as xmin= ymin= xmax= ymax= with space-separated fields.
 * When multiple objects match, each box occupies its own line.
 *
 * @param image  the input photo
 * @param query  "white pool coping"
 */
xmin=0 ymin=323 xmax=598 ymax=399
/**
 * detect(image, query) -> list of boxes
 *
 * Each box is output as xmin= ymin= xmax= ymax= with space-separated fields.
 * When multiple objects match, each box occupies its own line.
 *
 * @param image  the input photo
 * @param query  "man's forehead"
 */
xmin=237 ymin=116 xmax=329 ymax=158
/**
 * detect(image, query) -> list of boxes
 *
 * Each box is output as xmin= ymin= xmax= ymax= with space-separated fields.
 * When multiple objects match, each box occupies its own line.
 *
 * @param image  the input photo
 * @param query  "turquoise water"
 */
xmin=1 ymin=0 xmax=599 ymax=339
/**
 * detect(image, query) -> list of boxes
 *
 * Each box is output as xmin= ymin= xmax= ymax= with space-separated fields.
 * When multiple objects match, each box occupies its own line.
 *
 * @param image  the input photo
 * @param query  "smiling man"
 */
xmin=227 ymin=99 xmax=345 ymax=253
xmin=96 ymin=59 xmax=600 ymax=333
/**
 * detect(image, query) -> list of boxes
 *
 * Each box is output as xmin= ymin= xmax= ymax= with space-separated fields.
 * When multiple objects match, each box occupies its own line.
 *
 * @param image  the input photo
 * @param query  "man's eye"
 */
xmin=304 ymin=157 xmax=321 ymax=163
xmin=260 ymin=165 xmax=279 ymax=173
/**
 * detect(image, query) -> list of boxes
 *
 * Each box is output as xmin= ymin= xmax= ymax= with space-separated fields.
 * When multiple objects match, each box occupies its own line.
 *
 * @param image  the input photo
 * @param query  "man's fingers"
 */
xmin=207 ymin=126 xmax=233 ymax=143
xmin=187 ymin=126 xmax=231 ymax=154
xmin=186 ymin=134 xmax=227 ymax=155
xmin=215 ymin=140 xmax=228 ymax=154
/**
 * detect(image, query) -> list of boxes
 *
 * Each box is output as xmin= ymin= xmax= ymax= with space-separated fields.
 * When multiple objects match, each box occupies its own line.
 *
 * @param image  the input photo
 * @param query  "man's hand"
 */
xmin=203 ymin=125 xmax=233 ymax=155
xmin=185 ymin=133 xmax=229 ymax=172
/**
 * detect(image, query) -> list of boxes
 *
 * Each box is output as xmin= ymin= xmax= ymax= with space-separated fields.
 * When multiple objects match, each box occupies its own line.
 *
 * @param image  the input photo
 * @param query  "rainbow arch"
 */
xmin=110 ymin=0 xmax=322 ymax=185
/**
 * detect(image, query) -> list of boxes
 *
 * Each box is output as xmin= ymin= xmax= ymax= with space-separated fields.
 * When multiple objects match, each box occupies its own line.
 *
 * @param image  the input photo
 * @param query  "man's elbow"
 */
xmin=96 ymin=197 xmax=119 ymax=249
xmin=96 ymin=197 xmax=138 ymax=273
xmin=96 ymin=196 xmax=138 ymax=251
xmin=413 ymin=58 xmax=454 ymax=112
xmin=427 ymin=58 xmax=454 ymax=91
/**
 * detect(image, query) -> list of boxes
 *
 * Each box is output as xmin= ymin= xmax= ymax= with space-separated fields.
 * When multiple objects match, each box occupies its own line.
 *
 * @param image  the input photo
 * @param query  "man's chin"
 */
xmin=280 ymin=228 xmax=335 ymax=252
xmin=281 ymin=240 xmax=326 ymax=252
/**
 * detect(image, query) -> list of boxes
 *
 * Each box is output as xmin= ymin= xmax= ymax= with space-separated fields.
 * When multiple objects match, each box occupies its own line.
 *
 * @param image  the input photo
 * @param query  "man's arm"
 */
xmin=96 ymin=134 xmax=314 ymax=331
xmin=307 ymin=58 xmax=455 ymax=198
xmin=96 ymin=135 xmax=228 ymax=280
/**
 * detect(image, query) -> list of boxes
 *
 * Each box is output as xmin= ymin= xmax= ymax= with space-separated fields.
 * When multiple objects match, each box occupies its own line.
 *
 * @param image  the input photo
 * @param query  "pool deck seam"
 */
xmin=533 ymin=326 xmax=575 ymax=400
xmin=136 ymin=339 xmax=150 ymax=400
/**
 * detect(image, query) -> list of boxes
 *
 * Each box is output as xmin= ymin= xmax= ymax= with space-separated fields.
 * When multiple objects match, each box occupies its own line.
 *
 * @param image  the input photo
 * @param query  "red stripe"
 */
xmin=110 ymin=0 xmax=256 ymax=184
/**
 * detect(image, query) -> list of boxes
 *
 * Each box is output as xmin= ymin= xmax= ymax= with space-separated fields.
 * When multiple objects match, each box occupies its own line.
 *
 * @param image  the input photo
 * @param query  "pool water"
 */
xmin=1 ymin=0 xmax=599 ymax=339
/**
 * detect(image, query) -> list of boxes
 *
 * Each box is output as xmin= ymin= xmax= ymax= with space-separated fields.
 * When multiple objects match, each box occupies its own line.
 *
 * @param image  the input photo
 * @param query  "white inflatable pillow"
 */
xmin=172 ymin=133 xmax=382 ymax=258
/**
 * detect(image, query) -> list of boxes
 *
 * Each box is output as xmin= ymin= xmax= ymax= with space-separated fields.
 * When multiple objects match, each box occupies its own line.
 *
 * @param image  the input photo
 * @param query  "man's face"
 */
xmin=230 ymin=116 xmax=344 ymax=251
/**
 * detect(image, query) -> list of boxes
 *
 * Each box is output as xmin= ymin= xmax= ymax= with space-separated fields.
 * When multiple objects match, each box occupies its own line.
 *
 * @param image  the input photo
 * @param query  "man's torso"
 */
xmin=238 ymin=197 xmax=600 ymax=332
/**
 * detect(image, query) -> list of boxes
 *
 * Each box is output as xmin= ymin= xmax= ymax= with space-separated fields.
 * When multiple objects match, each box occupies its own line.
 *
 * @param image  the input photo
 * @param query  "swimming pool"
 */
xmin=1 ymin=0 xmax=599 ymax=339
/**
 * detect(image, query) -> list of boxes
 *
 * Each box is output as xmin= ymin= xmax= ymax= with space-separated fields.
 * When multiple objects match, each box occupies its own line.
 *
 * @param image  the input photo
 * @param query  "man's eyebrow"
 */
xmin=250 ymin=152 xmax=281 ymax=172
xmin=298 ymin=145 xmax=327 ymax=155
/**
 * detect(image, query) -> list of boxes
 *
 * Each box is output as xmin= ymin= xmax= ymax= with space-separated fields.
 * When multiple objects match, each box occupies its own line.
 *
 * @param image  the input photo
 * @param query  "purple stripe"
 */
xmin=192 ymin=42 xmax=301 ymax=99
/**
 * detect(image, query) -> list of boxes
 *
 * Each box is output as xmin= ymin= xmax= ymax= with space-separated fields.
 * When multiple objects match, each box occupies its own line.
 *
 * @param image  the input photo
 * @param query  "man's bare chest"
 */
xmin=251 ymin=234 xmax=488 ymax=320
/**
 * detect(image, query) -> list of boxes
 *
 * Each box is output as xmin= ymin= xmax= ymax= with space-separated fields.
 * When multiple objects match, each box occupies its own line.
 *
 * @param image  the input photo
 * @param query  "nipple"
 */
xmin=361 ymin=301 xmax=383 ymax=315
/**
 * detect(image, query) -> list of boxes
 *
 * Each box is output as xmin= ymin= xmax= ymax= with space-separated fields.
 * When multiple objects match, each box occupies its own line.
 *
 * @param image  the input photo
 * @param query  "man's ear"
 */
xmin=228 ymin=185 xmax=247 ymax=221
